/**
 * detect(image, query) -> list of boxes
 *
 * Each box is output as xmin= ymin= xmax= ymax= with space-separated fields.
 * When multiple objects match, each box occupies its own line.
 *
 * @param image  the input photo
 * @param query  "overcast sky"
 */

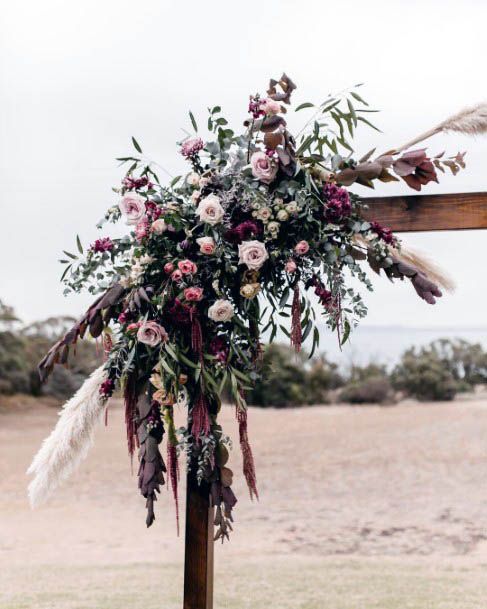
xmin=1 ymin=0 xmax=486 ymax=330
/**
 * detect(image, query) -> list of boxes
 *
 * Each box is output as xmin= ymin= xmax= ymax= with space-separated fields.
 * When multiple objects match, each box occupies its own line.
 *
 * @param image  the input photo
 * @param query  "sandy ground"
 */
xmin=1 ymin=394 xmax=487 ymax=608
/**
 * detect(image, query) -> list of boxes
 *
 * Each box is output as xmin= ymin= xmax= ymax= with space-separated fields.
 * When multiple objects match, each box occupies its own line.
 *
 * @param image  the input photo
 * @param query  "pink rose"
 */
xmin=238 ymin=240 xmax=269 ymax=270
xmin=151 ymin=219 xmax=168 ymax=234
xmin=260 ymin=98 xmax=281 ymax=115
xmin=196 ymin=194 xmax=224 ymax=225
xmin=137 ymin=321 xmax=168 ymax=347
xmin=178 ymin=259 xmax=197 ymax=275
xmin=184 ymin=287 xmax=203 ymax=302
xmin=119 ymin=192 xmax=146 ymax=225
xmin=250 ymin=151 xmax=278 ymax=184
xmin=208 ymin=299 xmax=234 ymax=322
xmin=285 ymin=259 xmax=297 ymax=273
xmin=127 ymin=322 xmax=142 ymax=333
xmin=135 ymin=217 xmax=149 ymax=241
xmin=164 ymin=262 xmax=175 ymax=274
xmin=294 ymin=240 xmax=310 ymax=255
xmin=196 ymin=236 xmax=216 ymax=255
xmin=171 ymin=270 xmax=183 ymax=282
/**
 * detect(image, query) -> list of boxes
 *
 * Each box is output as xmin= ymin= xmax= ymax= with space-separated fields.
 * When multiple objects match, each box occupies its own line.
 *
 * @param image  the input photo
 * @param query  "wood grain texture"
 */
xmin=361 ymin=191 xmax=487 ymax=232
xmin=183 ymin=467 xmax=214 ymax=609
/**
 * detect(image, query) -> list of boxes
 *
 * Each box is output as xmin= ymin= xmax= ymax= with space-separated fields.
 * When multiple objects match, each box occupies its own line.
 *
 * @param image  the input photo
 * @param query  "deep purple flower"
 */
xmin=181 ymin=138 xmax=204 ymax=159
xmin=118 ymin=310 xmax=131 ymax=324
xmin=164 ymin=298 xmax=193 ymax=326
xmin=224 ymin=220 xmax=262 ymax=244
xmin=90 ymin=237 xmax=114 ymax=253
xmin=322 ymin=183 xmax=352 ymax=222
xmin=370 ymin=221 xmax=397 ymax=246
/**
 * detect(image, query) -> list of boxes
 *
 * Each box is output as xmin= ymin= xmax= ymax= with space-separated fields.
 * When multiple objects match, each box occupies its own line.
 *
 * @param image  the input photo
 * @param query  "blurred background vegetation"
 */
xmin=2 ymin=299 xmax=487 ymax=406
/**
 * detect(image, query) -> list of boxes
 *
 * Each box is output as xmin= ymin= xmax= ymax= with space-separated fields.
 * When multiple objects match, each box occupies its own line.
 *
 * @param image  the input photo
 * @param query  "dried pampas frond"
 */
xmin=395 ymin=102 xmax=487 ymax=153
xmin=389 ymin=244 xmax=456 ymax=293
xmin=27 ymin=365 xmax=108 ymax=507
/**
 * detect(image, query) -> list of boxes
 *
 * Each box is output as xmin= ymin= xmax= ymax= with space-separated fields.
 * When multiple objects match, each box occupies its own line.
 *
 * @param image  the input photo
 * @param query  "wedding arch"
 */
xmin=27 ymin=74 xmax=487 ymax=608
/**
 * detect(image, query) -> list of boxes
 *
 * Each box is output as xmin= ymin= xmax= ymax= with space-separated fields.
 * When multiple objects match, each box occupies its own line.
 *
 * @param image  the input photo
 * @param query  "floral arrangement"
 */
xmin=28 ymin=75 xmax=486 ymax=539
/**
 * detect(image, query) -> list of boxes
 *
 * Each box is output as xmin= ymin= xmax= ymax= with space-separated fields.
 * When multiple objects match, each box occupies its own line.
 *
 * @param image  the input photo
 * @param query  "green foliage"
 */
xmin=339 ymin=376 xmax=393 ymax=405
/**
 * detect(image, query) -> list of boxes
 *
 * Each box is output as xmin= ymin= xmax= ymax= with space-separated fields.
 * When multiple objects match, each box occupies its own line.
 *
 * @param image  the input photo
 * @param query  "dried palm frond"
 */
xmin=27 ymin=365 xmax=108 ymax=507
xmin=395 ymin=102 xmax=487 ymax=153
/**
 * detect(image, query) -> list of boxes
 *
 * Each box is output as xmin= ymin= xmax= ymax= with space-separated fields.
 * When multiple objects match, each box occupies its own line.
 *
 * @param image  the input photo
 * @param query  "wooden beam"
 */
xmin=183 ymin=467 xmax=214 ymax=609
xmin=362 ymin=191 xmax=487 ymax=233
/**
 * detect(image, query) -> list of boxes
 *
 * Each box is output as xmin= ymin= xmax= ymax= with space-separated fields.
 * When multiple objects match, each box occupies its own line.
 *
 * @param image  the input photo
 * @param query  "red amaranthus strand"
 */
xmin=166 ymin=442 xmax=180 ymax=535
xmin=291 ymin=284 xmax=302 ymax=352
xmin=236 ymin=403 xmax=259 ymax=500
xmin=190 ymin=310 xmax=203 ymax=361
xmin=191 ymin=392 xmax=210 ymax=443
xmin=123 ymin=373 xmax=139 ymax=458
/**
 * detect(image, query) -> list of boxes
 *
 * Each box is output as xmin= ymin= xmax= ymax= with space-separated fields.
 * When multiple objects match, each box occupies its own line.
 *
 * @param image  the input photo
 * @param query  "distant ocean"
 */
xmin=278 ymin=325 xmax=487 ymax=368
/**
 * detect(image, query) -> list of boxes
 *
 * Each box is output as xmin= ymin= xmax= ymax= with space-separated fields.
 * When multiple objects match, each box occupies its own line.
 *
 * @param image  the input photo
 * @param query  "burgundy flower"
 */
xmin=165 ymin=298 xmax=193 ymax=326
xmin=99 ymin=378 xmax=114 ymax=398
xmin=145 ymin=200 xmax=162 ymax=220
xmin=224 ymin=220 xmax=262 ymax=244
xmin=322 ymin=183 xmax=352 ymax=222
xmin=393 ymin=149 xmax=438 ymax=192
xmin=90 ymin=237 xmax=114 ymax=253
xmin=248 ymin=96 xmax=265 ymax=119
xmin=209 ymin=336 xmax=229 ymax=364
xmin=370 ymin=221 xmax=397 ymax=246
xmin=122 ymin=176 xmax=151 ymax=190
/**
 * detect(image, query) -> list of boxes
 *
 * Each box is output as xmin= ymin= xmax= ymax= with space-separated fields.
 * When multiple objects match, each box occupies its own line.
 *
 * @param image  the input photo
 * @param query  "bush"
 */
xmin=392 ymin=345 xmax=459 ymax=401
xmin=339 ymin=376 xmax=393 ymax=404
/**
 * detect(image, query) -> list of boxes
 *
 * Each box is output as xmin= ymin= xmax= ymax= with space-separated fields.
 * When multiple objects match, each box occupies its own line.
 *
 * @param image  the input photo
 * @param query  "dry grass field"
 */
xmin=1 ymin=394 xmax=487 ymax=608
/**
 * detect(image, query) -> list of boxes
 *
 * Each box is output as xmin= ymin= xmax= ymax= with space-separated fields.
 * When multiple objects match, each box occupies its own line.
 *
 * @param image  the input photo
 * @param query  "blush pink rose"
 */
xmin=137 ymin=321 xmax=168 ymax=347
xmin=164 ymin=262 xmax=174 ymax=274
xmin=260 ymin=98 xmax=281 ymax=115
xmin=196 ymin=236 xmax=216 ymax=255
xmin=119 ymin=192 xmax=146 ymax=225
xmin=184 ymin=287 xmax=203 ymax=302
xmin=285 ymin=259 xmax=297 ymax=273
xmin=171 ymin=270 xmax=183 ymax=282
xmin=178 ymin=259 xmax=197 ymax=275
xmin=250 ymin=151 xmax=278 ymax=184
xmin=151 ymin=218 xmax=168 ymax=234
xmin=294 ymin=240 xmax=310 ymax=255
xmin=238 ymin=240 xmax=269 ymax=270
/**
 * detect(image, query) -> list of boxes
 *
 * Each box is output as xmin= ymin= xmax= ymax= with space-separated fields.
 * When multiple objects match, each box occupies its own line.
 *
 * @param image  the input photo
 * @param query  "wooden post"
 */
xmin=183 ymin=465 xmax=214 ymax=609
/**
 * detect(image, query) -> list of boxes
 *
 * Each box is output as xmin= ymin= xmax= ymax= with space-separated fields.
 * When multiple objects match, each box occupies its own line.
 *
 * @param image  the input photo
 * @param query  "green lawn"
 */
xmin=2 ymin=557 xmax=487 ymax=609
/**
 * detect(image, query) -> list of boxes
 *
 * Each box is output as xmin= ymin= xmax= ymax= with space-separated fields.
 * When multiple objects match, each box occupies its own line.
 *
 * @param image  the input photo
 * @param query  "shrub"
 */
xmin=392 ymin=345 xmax=459 ymax=401
xmin=339 ymin=376 xmax=393 ymax=404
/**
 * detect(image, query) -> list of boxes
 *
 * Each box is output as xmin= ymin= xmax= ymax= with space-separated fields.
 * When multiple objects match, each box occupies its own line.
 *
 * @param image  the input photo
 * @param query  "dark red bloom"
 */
xmin=144 ymin=200 xmax=161 ymax=219
xmin=393 ymin=149 xmax=438 ymax=192
xmin=99 ymin=378 xmax=114 ymax=398
xmin=90 ymin=237 xmax=114 ymax=253
xmin=322 ymin=183 xmax=352 ymax=222
xmin=224 ymin=220 xmax=261 ymax=244
xmin=370 ymin=221 xmax=397 ymax=246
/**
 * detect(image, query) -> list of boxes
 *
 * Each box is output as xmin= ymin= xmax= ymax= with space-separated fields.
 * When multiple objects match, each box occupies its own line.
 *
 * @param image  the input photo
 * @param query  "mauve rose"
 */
xmin=137 ymin=321 xmax=168 ymax=347
xmin=164 ymin=262 xmax=174 ymax=274
xmin=178 ymin=259 xmax=197 ymax=275
xmin=294 ymin=240 xmax=310 ymax=255
xmin=135 ymin=218 xmax=149 ymax=241
xmin=184 ymin=287 xmax=203 ymax=302
xmin=285 ymin=259 xmax=297 ymax=273
xmin=208 ymin=299 xmax=234 ymax=322
xmin=171 ymin=269 xmax=183 ymax=282
xmin=260 ymin=98 xmax=281 ymax=115
xmin=151 ymin=218 xmax=168 ymax=234
xmin=250 ymin=151 xmax=278 ymax=185
xmin=196 ymin=236 xmax=216 ymax=255
xmin=196 ymin=194 xmax=225 ymax=225
xmin=238 ymin=240 xmax=269 ymax=270
xmin=119 ymin=192 xmax=146 ymax=225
